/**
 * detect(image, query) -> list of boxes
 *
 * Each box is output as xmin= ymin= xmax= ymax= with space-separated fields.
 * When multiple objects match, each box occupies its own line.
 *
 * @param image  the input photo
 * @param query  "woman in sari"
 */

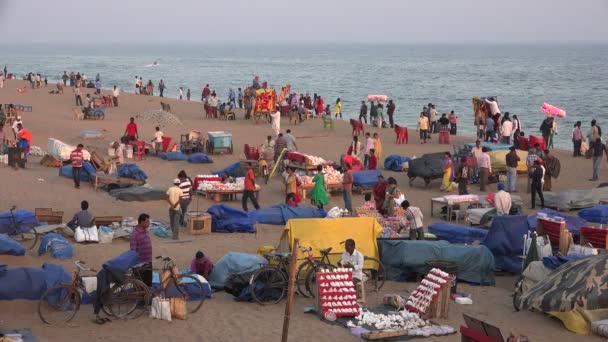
xmin=440 ymin=152 xmax=455 ymax=192
xmin=310 ymin=165 xmax=328 ymax=209
xmin=382 ymin=177 xmax=403 ymax=216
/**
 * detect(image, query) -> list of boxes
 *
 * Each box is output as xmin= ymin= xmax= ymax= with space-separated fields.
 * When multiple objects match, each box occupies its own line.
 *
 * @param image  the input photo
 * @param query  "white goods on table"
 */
xmin=48 ymin=138 xmax=91 ymax=161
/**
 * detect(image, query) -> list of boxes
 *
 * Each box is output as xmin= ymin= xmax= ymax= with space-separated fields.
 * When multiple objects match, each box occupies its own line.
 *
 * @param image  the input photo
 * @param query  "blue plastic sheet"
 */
xmin=481 ymin=215 xmax=530 ymax=273
xmin=152 ymin=226 xmax=170 ymax=238
xmin=207 ymin=205 xmax=256 ymax=233
xmin=59 ymin=161 xmax=96 ymax=181
xmin=248 ymin=204 xmax=326 ymax=225
xmin=383 ymin=155 xmax=410 ymax=172
xmin=207 ymin=252 xmax=267 ymax=289
xmin=464 ymin=142 xmax=512 ymax=151
xmin=578 ymin=205 xmax=608 ymax=224
xmin=159 ymin=152 xmax=188 ymax=161
xmin=528 ymin=208 xmax=586 ymax=237
xmin=152 ymin=270 xmax=212 ymax=299
xmin=353 ymin=170 xmax=382 ymax=189
xmin=38 ymin=233 xmax=73 ymax=259
xmin=0 ymin=210 xmax=39 ymax=235
xmin=0 ymin=234 xmax=25 ymax=256
xmin=212 ymin=162 xmax=246 ymax=178
xmin=188 ymin=153 xmax=214 ymax=164
xmin=0 ymin=263 xmax=70 ymax=300
xmin=117 ymin=163 xmax=148 ymax=181
xmin=428 ymin=223 xmax=489 ymax=244
xmin=542 ymin=255 xmax=591 ymax=270
xmin=103 ymin=250 xmax=139 ymax=273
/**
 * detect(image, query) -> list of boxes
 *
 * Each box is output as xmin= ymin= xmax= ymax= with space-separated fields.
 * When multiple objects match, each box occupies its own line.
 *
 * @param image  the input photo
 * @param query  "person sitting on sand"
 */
xmin=123 ymin=117 xmax=138 ymax=142
xmin=67 ymin=200 xmax=94 ymax=230
xmin=190 ymin=251 xmax=214 ymax=279
xmin=221 ymin=172 xmax=234 ymax=184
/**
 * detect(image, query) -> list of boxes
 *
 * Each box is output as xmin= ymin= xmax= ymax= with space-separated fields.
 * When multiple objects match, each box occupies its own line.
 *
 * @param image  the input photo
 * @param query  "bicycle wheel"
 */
xmin=102 ymin=279 xmax=149 ymax=319
xmin=166 ymin=274 xmax=205 ymax=314
xmin=295 ymin=261 xmax=316 ymax=298
xmin=363 ymin=257 xmax=386 ymax=292
xmin=12 ymin=224 xmax=38 ymax=250
xmin=249 ymin=266 xmax=287 ymax=305
xmin=304 ymin=263 xmax=335 ymax=298
xmin=38 ymin=284 xmax=80 ymax=324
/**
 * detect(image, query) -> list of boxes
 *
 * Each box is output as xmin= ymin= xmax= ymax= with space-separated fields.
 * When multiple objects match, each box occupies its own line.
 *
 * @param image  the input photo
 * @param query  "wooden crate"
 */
xmin=424 ymin=283 xmax=450 ymax=319
xmin=35 ymin=208 xmax=63 ymax=224
xmin=537 ymin=218 xmax=571 ymax=255
xmin=187 ymin=212 xmax=212 ymax=235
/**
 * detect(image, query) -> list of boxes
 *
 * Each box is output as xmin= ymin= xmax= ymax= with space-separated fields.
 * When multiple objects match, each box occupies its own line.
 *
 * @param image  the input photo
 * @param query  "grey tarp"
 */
xmin=377 ymin=239 xmax=495 ymax=285
xmin=110 ymin=186 xmax=167 ymax=202
xmin=539 ymin=187 xmax=608 ymax=211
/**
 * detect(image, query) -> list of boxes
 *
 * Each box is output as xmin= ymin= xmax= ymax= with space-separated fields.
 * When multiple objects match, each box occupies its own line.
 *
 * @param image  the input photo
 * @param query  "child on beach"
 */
xmin=362 ymin=193 xmax=375 ymax=209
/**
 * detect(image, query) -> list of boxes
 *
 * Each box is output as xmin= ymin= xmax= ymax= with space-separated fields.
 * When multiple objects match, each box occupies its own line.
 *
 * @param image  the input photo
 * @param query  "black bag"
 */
xmin=224 ymin=271 xmax=256 ymax=297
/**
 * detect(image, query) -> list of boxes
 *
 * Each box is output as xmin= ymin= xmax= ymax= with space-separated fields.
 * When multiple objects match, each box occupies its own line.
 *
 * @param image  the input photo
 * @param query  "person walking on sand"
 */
xmin=530 ymin=160 xmax=545 ymax=209
xmin=543 ymin=149 xmax=560 ymax=191
xmin=70 ymin=144 xmax=85 ymax=189
xmin=418 ymin=112 xmax=429 ymax=143
xmin=238 ymin=88 xmax=243 ymax=108
xmin=590 ymin=138 xmax=608 ymax=181
xmin=540 ymin=116 xmax=553 ymax=148
xmin=166 ymin=179 xmax=182 ymax=240
xmin=242 ymin=162 xmax=260 ymax=211
xmin=501 ymin=117 xmax=513 ymax=144
xmin=112 ymin=85 xmax=119 ymax=107
xmin=177 ymin=170 xmax=193 ymax=227
xmin=334 ymin=98 xmax=342 ymax=119
xmin=179 ymin=87 xmax=183 ymax=100
xmin=311 ymin=164 xmax=328 ymax=209
xmin=456 ymin=157 xmax=470 ymax=195
xmin=359 ymin=101 xmax=368 ymax=124
xmin=387 ymin=100 xmax=396 ymax=128
xmin=74 ymin=86 xmax=82 ymax=106
xmin=342 ymin=163 xmax=354 ymax=214
xmin=187 ymin=88 xmax=191 ymax=101
xmin=151 ymin=127 xmax=163 ymax=154
xmin=478 ymin=147 xmax=492 ymax=191
xmin=572 ymin=121 xmax=584 ymax=157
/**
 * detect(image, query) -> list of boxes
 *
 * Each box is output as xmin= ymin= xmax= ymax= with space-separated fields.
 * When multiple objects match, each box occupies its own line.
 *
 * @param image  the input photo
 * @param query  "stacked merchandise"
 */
xmin=405 ymin=268 xmax=450 ymax=314
xmin=317 ymin=269 xmax=360 ymax=318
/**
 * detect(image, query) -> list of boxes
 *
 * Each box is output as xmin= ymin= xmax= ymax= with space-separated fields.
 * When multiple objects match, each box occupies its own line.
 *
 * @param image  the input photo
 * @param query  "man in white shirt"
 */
xmin=338 ymin=239 xmax=364 ymax=284
xmin=363 ymin=132 xmax=375 ymax=168
xmin=112 ymin=85 xmax=120 ymax=107
xmin=478 ymin=147 xmax=492 ymax=192
xmin=12 ymin=116 xmax=22 ymax=139
xmin=501 ymin=118 xmax=513 ymax=144
xmin=284 ymin=129 xmax=297 ymax=152
xmin=494 ymin=183 xmax=512 ymax=215
xmin=484 ymin=97 xmax=500 ymax=116
xmin=152 ymin=126 xmax=164 ymax=155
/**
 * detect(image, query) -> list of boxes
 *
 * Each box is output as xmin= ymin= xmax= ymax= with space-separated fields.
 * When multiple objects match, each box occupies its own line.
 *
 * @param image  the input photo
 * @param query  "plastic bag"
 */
xmin=326 ymin=207 xmax=342 ymax=218
xmin=170 ymin=298 xmax=187 ymax=320
xmin=99 ymin=226 xmax=114 ymax=244
xmin=74 ymin=226 xmax=99 ymax=243
xmin=152 ymin=226 xmax=170 ymax=238
xmin=150 ymin=296 xmax=172 ymax=321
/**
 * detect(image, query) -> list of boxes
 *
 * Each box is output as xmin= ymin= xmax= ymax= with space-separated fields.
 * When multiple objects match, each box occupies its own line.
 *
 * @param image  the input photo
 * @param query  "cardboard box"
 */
xmin=187 ymin=212 xmax=212 ymax=235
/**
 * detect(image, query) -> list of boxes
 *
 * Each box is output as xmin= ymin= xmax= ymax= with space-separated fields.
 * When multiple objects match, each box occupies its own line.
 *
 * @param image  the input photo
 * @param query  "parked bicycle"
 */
xmin=295 ymin=246 xmax=335 ymax=298
xmin=131 ymin=255 xmax=205 ymax=314
xmin=38 ymin=261 xmax=148 ymax=324
xmin=1 ymin=205 xmax=39 ymax=249
xmin=249 ymin=252 xmax=292 ymax=305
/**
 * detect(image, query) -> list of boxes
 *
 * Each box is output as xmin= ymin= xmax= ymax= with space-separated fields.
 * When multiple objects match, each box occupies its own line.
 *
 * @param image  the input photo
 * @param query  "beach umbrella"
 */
xmin=136 ymin=110 xmax=182 ymax=126
xmin=541 ymin=103 xmax=566 ymax=117
xmin=514 ymin=254 xmax=607 ymax=312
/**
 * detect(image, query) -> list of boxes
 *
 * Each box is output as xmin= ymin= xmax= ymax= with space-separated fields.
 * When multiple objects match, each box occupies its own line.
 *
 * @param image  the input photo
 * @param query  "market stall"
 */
xmin=300 ymin=165 xmax=343 ymax=199
xmin=197 ymin=179 xmax=260 ymax=202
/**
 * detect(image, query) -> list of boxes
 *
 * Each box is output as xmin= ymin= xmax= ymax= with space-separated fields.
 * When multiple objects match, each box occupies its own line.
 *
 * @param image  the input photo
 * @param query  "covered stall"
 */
xmin=481 ymin=215 xmax=532 ymax=273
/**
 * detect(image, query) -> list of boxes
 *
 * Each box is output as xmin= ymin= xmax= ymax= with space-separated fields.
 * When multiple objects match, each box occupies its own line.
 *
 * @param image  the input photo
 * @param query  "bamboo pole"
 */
xmin=281 ymin=238 xmax=300 ymax=342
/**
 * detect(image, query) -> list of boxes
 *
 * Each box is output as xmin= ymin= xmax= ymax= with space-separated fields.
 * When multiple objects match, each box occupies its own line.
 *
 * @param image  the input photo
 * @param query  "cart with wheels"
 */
xmin=205 ymin=131 xmax=233 ymax=155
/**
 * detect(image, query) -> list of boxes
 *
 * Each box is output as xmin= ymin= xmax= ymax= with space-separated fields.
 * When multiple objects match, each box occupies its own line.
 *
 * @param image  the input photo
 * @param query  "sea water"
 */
xmin=1 ymin=44 xmax=607 ymax=149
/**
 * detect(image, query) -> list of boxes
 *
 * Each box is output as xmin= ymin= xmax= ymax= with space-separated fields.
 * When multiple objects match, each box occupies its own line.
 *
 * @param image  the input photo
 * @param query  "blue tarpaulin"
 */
xmin=383 ymin=155 xmax=411 ymax=172
xmin=38 ymin=233 xmax=73 ymax=259
xmin=188 ymin=153 xmax=214 ymax=164
xmin=542 ymin=255 xmax=591 ymax=270
xmin=578 ymin=205 xmax=608 ymax=224
xmin=117 ymin=163 xmax=148 ymax=181
xmin=207 ymin=205 xmax=256 ymax=233
xmin=159 ymin=152 xmax=188 ymax=161
xmin=249 ymin=205 xmax=326 ymax=225
xmin=208 ymin=252 xmax=268 ymax=289
xmin=0 ymin=234 xmax=25 ymax=256
xmin=59 ymin=161 xmax=96 ymax=181
xmin=377 ymin=239 xmax=495 ymax=285
xmin=353 ymin=170 xmax=382 ymax=189
xmin=103 ymin=250 xmax=139 ymax=273
xmin=528 ymin=208 xmax=586 ymax=237
xmin=212 ymin=162 xmax=246 ymax=178
xmin=0 ymin=263 xmax=70 ymax=300
xmin=428 ymin=223 xmax=489 ymax=244
xmin=0 ymin=210 xmax=39 ymax=235
xmin=481 ymin=215 xmax=530 ymax=273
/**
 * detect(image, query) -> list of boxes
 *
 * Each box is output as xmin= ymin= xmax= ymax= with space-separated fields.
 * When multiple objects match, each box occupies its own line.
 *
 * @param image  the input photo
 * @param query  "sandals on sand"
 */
xmin=93 ymin=317 xmax=111 ymax=325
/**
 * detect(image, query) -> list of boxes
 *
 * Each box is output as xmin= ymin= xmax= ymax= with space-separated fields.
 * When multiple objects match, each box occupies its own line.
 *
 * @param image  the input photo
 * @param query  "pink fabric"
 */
xmin=541 ymin=103 xmax=566 ymax=117
xmin=367 ymin=95 xmax=388 ymax=102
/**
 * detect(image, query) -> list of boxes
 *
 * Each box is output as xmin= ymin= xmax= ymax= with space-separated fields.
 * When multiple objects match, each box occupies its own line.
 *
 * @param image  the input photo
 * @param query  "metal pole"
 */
xmin=281 ymin=238 xmax=299 ymax=342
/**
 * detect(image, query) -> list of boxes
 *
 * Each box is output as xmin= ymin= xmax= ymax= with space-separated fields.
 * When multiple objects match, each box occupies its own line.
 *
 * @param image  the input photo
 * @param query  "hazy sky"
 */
xmin=1 ymin=0 xmax=608 ymax=44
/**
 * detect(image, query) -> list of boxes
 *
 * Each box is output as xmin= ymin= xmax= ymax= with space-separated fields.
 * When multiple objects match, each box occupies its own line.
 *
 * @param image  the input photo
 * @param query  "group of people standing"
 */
xmin=417 ymin=103 xmax=459 ymax=143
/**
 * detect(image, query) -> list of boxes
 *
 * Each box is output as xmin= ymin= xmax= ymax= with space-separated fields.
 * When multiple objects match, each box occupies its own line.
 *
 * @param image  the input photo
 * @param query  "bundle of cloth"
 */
xmin=117 ymin=163 xmax=148 ymax=181
xmin=48 ymin=138 xmax=90 ymax=161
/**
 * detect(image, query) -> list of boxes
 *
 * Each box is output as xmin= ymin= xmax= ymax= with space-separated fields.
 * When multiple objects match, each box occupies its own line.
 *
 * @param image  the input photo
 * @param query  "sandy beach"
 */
xmin=0 ymin=79 xmax=604 ymax=342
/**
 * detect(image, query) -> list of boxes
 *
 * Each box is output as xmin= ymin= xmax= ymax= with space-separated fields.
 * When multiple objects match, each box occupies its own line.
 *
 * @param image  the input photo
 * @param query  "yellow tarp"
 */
xmin=278 ymin=217 xmax=383 ymax=268
xmin=489 ymin=149 xmax=528 ymax=173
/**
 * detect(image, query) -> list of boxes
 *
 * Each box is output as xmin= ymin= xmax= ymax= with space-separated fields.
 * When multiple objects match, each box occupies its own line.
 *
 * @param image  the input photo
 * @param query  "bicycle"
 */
xmin=131 ymin=255 xmax=205 ymax=314
xmin=249 ymin=252 xmax=292 ymax=305
xmin=295 ymin=246 xmax=336 ymax=298
xmin=38 ymin=261 xmax=148 ymax=324
xmin=1 ymin=205 xmax=39 ymax=249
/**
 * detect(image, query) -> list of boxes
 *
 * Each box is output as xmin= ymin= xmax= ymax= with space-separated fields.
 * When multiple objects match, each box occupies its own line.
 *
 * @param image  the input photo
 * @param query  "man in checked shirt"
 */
xmin=130 ymin=213 xmax=153 ymax=287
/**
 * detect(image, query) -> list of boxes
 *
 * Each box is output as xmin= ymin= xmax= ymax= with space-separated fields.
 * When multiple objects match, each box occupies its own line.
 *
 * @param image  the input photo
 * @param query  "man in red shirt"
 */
xmin=242 ymin=162 xmax=260 ymax=211
xmin=70 ymin=144 xmax=84 ymax=188
xmin=123 ymin=117 xmax=138 ymax=142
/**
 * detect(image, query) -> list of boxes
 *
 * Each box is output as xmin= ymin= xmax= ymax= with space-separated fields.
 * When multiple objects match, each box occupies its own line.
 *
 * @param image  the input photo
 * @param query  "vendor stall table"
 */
xmin=90 ymin=174 xmax=145 ymax=191
xmin=430 ymin=196 xmax=479 ymax=223
xmin=205 ymin=186 xmax=260 ymax=202
xmin=206 ymin=131 xmax=233 ymax=154
xmin=193 ymin=175 xmax=222 ymax=191
xmin=300 ymin=182 xmax=342 ymax=200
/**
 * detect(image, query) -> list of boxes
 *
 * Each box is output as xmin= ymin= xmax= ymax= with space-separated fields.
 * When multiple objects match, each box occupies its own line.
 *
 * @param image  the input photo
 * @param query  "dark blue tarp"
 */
xmin=38 ymin=233 xmax=73 ymax=259
xmin=377 ymin=239 xmax=495 ymax=285
xmin=528 ymin=208 xmax=586 ymax=237
xmin=152 ymin=271 xmax=212 ymax=299
xmin=542 ymin=255 xmax=591 ymax=270
xmin=103 ymin=250 xmax=139 ymax=273
xmin=188 ymin=153 xmax=214 ymax=164
xmin=249 ymin=204 xmax=326 ymax=225
xmin=159 ymin=152 xmax=188 ymax=161
xmin=383 ymin=155 xmax=410 ymax=172
xmin=464 ymin=142 xmax=512 ymax=151
xmin=428 ymin=223 xmax=489 ymax=244
xmin=59 ymin=161 xmax=96 ymax=182
xmin=207 ymin=205 xmax=256 ymax=233
xmin=353 ymin=170 xmax=382 ymax=188
xmin=208 ymin=252 xmax=267 ymax=289
xmin=578 ymin=205 xmax=608 ymax=224
xmin=0 ymin=263 xmax=71 ymax=300
xmin=212 ymin=162 xmax=246 ymax=178
xmin=117 ymin=163 xmax=148 ymax=181
xmin=0 ymin=210 xmax=39 ymax=235
xmin=0 ymin=234 xmax=25 ymax=256
xmin=481 ymin=215 xmax=530 ymax=273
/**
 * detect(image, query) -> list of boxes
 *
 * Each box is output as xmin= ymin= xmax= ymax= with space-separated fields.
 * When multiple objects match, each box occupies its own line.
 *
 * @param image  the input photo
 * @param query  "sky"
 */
xmin=1 ymin=0 xmax=608 ymax=44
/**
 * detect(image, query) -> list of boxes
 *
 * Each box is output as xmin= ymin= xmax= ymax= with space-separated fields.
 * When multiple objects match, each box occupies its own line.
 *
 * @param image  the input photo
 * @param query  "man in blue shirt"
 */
xmin=485 ymin=117 xmax=495 ymax=142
